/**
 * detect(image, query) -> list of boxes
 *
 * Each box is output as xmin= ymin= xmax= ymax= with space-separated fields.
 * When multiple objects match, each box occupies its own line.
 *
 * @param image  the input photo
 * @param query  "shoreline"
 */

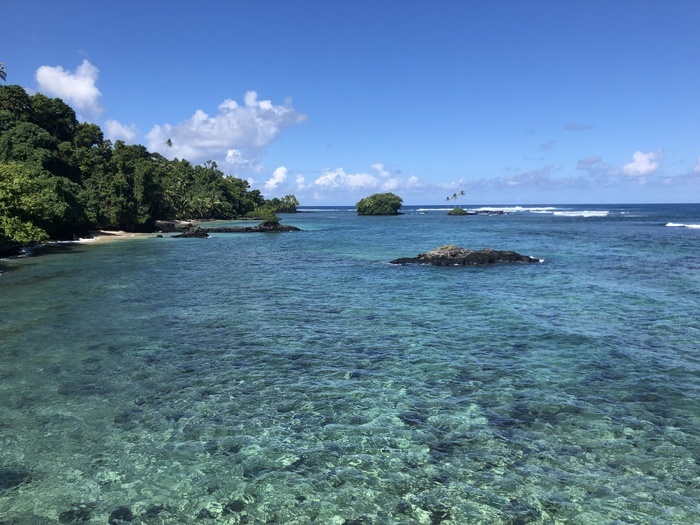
xmin=74 ymin=230 xmax=154 ymax=244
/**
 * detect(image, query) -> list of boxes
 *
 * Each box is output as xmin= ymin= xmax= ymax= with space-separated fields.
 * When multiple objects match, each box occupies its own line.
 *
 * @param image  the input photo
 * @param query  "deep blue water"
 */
xmin=1 ymin=203 xmax=699 ymax=524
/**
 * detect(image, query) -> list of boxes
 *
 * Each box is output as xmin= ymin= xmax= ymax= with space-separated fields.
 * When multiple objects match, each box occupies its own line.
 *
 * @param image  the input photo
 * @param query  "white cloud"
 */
xmin=622 ymin=150 xmax=662 ymax=176
xmin=312 ymin=168 xmax=380 ymax=189
xmin=104 ymin=119 xmax=139 ymax=143
xmin=35 ymin=59 xmax=103 ymax=118
xmin=224 ymin=149 xmax=263 ymax=172
xmin=288 ymin=165 xmax=429 ymax=201
xmin=371 ymin=163 xmax=391 ymax=178
xmin=694 ymin=158 xmax=700 ymax=173
xmin=146 ymin=91 xmax=306 ymax=166
xmin=264 ymin=166 xmax=288 ymax=191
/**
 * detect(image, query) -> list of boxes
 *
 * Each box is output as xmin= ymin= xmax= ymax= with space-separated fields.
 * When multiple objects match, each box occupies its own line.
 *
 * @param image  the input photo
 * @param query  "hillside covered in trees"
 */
xmin=0 ymin=85 xmax=296 ymax=252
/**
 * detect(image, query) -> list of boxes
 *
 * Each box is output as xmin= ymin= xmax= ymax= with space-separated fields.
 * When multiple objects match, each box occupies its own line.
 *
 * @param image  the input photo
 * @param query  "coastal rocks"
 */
xmin=390 ymin=244 xmax=541 ymax=266
xmin=172 ymin=227 xmax=209 ymax=238
xmin=167 ymin=221 xmax=301 ymax=237
xmin=0 ymin=240 xmax=22 ymax=258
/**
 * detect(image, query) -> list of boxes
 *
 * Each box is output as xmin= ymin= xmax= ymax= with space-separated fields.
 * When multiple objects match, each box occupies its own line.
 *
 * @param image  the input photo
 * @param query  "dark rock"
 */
xmin=430 ymin=505 xmax=451 ymax=524
xmin=170 ymin=222 xmax=301 ymax=237
xmin=196 ymin=508 xmax=215 ymax=519
xmin=390 ymin=245 xmax=541 ymax=266
xmin=108 ymin=506 xmax=134 ymax=524
xmin=143 ymin=504 xmax=165 ymax=518
xmin=0 ymin=240 xmax=22 ymax=258
xmin=0 ymin=468 xmax=30 ymax=490
xmin=223 ymin=499 xmax=246 ymax=514
xmin=58 ymin=503 xmax=96 ymax=523
xmin=173 ymin=227 xmax=209 ymax=238
xmin=204 ymin=223 xmax=301 ymax=233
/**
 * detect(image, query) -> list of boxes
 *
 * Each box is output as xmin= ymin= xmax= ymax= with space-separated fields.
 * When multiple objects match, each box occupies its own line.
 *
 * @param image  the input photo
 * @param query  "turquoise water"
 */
xmin=1 ymin=204 xmax=699 ymax=524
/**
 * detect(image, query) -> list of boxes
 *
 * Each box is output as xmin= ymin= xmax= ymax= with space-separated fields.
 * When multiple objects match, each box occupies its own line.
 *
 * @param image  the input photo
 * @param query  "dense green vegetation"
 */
xmin=0 ymin=85 xmax=297 ymax=246
xmin=447 ymin=207 xmax=468 ymax=215
xmin=355 ymin=192 xmax=403 ymax=215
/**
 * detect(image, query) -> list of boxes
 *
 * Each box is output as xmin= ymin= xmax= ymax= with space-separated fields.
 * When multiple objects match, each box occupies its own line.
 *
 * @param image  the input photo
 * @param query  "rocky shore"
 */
xmin=390 ymin=244 xmax=542 ymax=266
xmin=161 ymin=221 xmax=302 ymax=238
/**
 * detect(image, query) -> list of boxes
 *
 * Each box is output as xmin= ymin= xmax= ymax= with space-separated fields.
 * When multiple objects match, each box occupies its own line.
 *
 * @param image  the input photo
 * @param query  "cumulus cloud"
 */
xmin=313 ymin=168 xmax=380 ymax=189
xmin=291 ymin=165 xmax=426 ymax=199
xmin=264 ymin=166 xmax=288 ymax=191
xmin=370 ymin=163 xmax=391 ymax=178
xmin=622 ymin=150 xmax=662 ymax=176
xmin=104 ymin=119 xmax=139 ymax=143
xmin=146 ymin=91 xmax=306 ymax=166
xmin=35 ymin=59 xmax=103 ymax=118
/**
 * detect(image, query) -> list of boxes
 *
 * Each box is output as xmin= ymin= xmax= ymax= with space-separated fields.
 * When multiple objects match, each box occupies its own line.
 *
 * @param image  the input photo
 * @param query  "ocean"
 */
xmin=1 ymin=203 xmax=699 ymax=524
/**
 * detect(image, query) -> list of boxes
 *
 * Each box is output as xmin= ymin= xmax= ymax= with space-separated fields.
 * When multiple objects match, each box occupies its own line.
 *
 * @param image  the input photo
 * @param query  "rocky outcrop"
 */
xmin=168 ymin=221 xmax=301 ymax=238
xmin=172 ymin=227 xmax=209 ymax=238
xmin=390 ymin=244 xmax=541 ymax=266
xmin=0 ymin=240 xmax=22 ymax=258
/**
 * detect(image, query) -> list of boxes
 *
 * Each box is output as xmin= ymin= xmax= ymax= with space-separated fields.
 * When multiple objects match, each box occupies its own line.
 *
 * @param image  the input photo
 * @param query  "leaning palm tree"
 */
xmin=452 ymin=192 xmax=458 ymax=208
xmin=0 ymin=61 xmax=7 ymax=81
xmin=165 ymin=138 xmax=173 ymax=149
xmin=459 ymin=190 xmax=465 ymax=206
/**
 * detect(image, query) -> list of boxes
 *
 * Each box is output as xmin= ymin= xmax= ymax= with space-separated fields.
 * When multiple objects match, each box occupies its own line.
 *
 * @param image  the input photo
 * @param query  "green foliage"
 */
xmin=356 ymin=192 xmax=403 ymax=215
xmin=0 ymin=85 xmax=276 ymax=241
xmin=0 ymin=162 xmax=87 ymax=242
xmin=246 ymin=205 xmax=280 ymax=223
xmin=447 ymin=207 xmax=468 ymax=215
xmin=268 ymin=194 xmax=299 ymax=213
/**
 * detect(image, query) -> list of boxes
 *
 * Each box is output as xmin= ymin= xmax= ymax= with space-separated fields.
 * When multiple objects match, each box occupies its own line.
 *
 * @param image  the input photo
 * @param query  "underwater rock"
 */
xmin=223 ymin=499 xmax=246 ymax=514
xmin=108 ymin=506 xmax=134 ymax=524
xmin=58 ymin=503 xmax=96 ymax=523
xmin=0 ymin=468 xmax=30 ymax=490
xmin=390 ymin=244 xmax=541 ymax=266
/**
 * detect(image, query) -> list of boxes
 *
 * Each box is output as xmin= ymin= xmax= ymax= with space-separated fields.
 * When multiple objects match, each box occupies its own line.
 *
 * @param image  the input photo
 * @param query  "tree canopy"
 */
xmin=0 ymin=85 xmax=295 ymax=245
xmin=356 ymin=192 xmax=403 ymax=215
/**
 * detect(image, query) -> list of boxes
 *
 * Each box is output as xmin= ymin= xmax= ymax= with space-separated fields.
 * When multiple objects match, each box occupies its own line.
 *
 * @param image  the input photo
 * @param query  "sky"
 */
xmin=3 ymin=0 xmax=700 ymax=205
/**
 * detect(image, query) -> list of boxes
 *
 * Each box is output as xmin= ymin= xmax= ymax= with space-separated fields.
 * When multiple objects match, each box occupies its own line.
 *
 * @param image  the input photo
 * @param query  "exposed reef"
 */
xmin=390 ymin=244 xmax=542 ymax=266
xmin=168 ymin=221 xmax=301 ymax=238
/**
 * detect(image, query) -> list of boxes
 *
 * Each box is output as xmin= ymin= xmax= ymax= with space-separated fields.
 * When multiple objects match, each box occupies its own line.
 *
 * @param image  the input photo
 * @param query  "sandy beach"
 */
xmin=76 ymin=230 xmax=153 ymax=244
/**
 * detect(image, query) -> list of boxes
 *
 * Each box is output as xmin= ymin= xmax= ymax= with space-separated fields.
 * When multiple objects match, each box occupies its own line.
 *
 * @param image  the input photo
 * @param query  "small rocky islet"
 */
xmin=155 ymin=220 xmax=301 ymax=238
xmin=390 ymin=244 xmax=542 ymax=266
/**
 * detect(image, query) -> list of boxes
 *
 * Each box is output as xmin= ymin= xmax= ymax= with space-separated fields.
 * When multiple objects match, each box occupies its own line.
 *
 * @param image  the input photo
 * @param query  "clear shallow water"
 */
xmin=1 ymin=204 xmax=699 ymax=524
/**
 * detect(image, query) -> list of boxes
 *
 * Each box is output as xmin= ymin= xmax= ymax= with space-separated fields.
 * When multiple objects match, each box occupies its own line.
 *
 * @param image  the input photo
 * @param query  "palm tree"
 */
xmin=165 ymin=138 xmax=173 ymax=149
xmin=452 ymin=192 xmax=458 ymax=208
xmin=459 ymin=190 xmax=465 ymax=207
xmin=0 ymin=61 xmax=7 ymax=82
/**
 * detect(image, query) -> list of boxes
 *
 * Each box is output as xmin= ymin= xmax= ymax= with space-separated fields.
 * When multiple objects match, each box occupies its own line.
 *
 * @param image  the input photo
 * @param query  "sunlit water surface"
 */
xmin=1 ymin=204 xmax=699 ymax=524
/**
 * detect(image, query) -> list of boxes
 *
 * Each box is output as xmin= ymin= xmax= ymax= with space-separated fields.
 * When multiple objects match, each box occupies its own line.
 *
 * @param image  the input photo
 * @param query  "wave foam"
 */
xmin=553 ymin=211 xmax=609 ymax=217
xmin=667 ymin=222 xmax=700 ymax=229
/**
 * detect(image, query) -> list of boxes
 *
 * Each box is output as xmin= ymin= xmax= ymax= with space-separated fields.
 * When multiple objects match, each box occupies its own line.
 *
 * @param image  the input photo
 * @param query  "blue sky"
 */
xmin=3 ymin=1 xmax=700 ymax=205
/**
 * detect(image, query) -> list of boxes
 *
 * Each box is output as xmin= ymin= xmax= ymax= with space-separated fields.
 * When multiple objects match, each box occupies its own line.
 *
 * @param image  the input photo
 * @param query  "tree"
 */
xmin=0 ymin=61 xmax=6 ymax=82
xmin=165 ymin=138 xmax=173 ymax=149
xmin=356 ymin=192 xmax=403 ymax=215
xmin=268 ymin=194 xmax=299 ymax=213
xmin=0 ymin=162 xmax=88 ymax=242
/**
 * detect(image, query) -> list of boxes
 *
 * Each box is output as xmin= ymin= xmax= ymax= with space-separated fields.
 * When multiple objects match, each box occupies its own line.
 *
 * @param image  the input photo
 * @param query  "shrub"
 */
xmin=356 ymin=192 xmax=403 ymax=215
